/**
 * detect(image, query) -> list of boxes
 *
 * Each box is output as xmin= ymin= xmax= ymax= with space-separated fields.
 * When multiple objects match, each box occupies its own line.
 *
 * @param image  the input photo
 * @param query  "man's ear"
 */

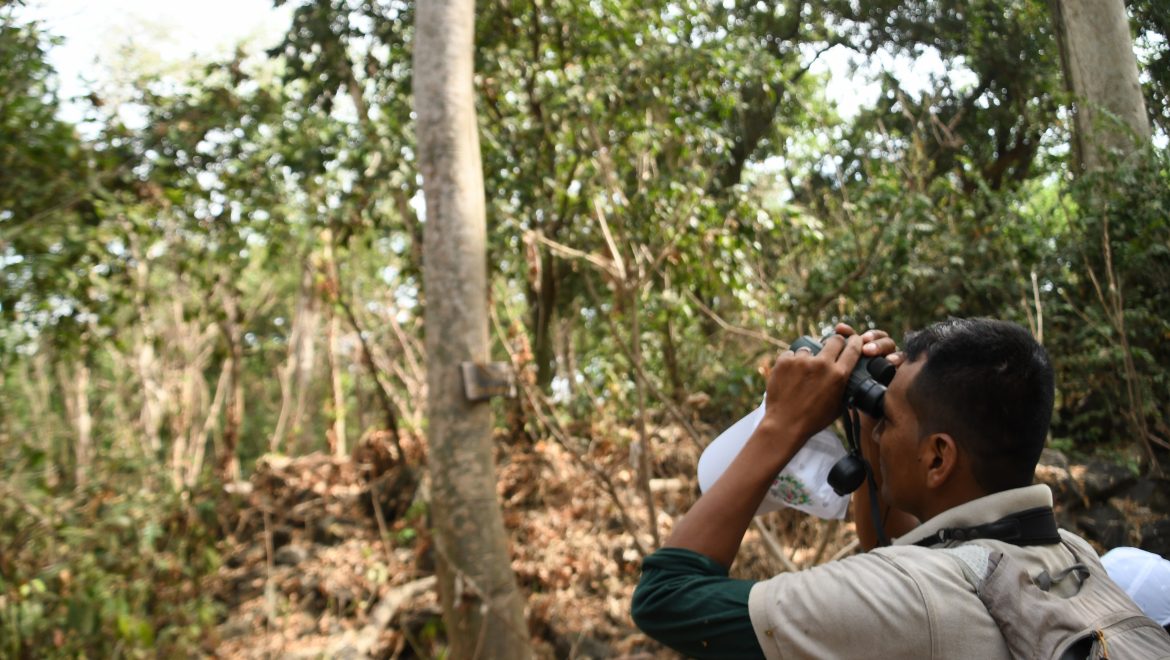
xmin=922 ymin=433 xmax=960 ymax=489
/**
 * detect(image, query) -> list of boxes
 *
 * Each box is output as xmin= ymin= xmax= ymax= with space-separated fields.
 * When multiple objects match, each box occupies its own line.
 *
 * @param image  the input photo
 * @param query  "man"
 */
xmin=632 ymin=318 xmax=1167 ymax=658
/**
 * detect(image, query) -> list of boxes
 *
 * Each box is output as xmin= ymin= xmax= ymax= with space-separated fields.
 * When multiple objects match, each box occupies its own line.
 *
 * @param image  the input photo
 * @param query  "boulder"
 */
xmin=1035 ymin=451 xmax=1080 ymax=505
xmin=1080 ymin=459 xmax=1137 ymax=499
xmin=1076 ymin=503 xmax=1130 ymax=549
xmin=1122 ymin=477 xmax=1170 ymax=514
xmin=1139 ymin=519 xmax=1170 ymax=557
xmin=274 ymin=544 xmax=309 ymax=567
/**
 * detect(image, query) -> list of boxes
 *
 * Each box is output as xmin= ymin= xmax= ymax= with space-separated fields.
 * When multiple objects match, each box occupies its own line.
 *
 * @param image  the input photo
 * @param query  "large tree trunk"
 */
xmin=414 ymin=1 xmax=532 ymax=657
xmin=1048 ymin=0 xmax=1151 ymax=172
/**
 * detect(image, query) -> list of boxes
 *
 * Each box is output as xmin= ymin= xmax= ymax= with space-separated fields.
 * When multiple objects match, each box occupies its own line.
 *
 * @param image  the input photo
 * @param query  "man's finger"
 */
xmin=819 ymin=333 xmax=847 ymax=360
xmin=863 ymin=336 xmax=898 ymax=356
xmin=835 ymin=334 xmax=864 ymax=366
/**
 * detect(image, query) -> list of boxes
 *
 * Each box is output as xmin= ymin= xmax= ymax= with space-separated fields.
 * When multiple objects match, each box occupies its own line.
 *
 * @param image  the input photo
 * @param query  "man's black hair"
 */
xmin=902 ymin=317 xmax=1054 ymax=494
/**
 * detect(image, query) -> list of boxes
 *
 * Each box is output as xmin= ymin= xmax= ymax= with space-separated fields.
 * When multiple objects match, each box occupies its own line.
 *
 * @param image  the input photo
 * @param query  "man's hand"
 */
xmin=839 ymin=322 xmax=902 ymax=367
xmin=760 ymin=332 xmax=865 ymax=444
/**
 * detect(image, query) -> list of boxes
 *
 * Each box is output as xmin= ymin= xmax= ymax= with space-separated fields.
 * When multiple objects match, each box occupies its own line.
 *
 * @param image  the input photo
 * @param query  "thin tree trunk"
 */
xmin=219 ymin=284 xmax=245 ymax=483
xmin=73 ymin=360 xmax=93 ymax=488
xmin=271 ymin=261 xmax=318 ymax=453
xmin=661 ymin=306 xmax=684 ymax=403
xmin=136 ymin=337 xmax=164 ymax=459
xmin=31 ymin=352 xmax=62 ymax=487
xmin=55 ymin=357 xmax=92 ymax=488
xmin=414 ymin=0 xmax=533 ymax=655
xmin=167 ymin=301 xmax=214 ymax=488
xmin=557 ymin=316 xmax=577 ymax=400
xmin=327 ymin=311 xmax=347 ymax=456
xmin=124 ymin=215 xmax=163 ymax=460
xmin=530 ymin=255 xmax=558 ymax=389
xmin=107 ymin=350 xmax=140 ymax=458
xmin=336 ymin=289 xmax=405 ymax=457
xmin=291 ymin=318 xmax=318 ymax=453
xmin=323 ymin=227 xmax=347 ymax=457
xmin=187 ymin=358 xmax=231 ymax=487
xmin=17 ymin=358 xmax=52 ymax=459
xmin=628 ymin=289 xmax=660 ymax=548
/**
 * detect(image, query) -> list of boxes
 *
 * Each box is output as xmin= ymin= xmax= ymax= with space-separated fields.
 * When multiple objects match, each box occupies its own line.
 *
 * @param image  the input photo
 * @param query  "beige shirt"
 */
xmin=748 ymin=485 xmax=1085 ymax=659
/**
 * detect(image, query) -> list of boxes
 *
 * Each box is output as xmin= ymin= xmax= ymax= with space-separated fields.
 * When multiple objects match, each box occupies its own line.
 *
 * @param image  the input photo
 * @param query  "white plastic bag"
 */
xmin=696 ymin=399 xmax=851 ymax=520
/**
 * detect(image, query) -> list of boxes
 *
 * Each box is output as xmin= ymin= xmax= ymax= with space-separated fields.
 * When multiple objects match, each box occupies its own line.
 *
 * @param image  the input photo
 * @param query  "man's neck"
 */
xmin=913 ymin=485 xmax=989 ymax=523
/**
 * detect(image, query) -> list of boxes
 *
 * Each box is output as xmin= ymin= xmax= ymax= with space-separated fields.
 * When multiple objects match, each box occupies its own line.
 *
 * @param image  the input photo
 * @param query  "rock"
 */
xmin=223 ymin=481 xmax=253 ymax=496
xmin=1039 ymin=448 xmax=1070 ymax=471
xmin=649 ymin=478 xmax=683 ymax=493
xmin=1080 ymin=459 xmax=1137 ymax=499
xmin=550 ymin=629 xmax=612 ymax=659
xmin=217 ymin=618 xmax=252 ymax=641
xmin=311 ymin=516 xmax=345 ymax=545
xmin=1036 ymin=448 xmax=1086 ymax=508
xmin=1076 ymin=503 xmax=1130 ymax=549
xmin=571 ymin=636 xmax=613 ymax=659
xmin=1122 ymin=477 xmax=1170 ymax=514
xmin=298 ymin=575 xmax=320 ymax=595
xmin=283 ymin=646 xmax=357 ymax=660
xmin=363 ymin=465 xmax=419 ymax=524
xmin=274 ymin=544 xmax=309 ymax=567
xmin=1139 ymin=519 xmax=1170 ymax=557
xmin=1035 ymin=462 xmax=1077 ymax=504
xmin=272 ymin=525 xmax=293 ymax=549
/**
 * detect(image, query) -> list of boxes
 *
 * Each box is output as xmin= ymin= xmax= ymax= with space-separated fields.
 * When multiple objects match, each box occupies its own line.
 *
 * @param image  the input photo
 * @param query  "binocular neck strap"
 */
xmin=912 ymin=506 xmax=1061 ymax=548
xmin=845 ymin=406 xmax=891 ymax=547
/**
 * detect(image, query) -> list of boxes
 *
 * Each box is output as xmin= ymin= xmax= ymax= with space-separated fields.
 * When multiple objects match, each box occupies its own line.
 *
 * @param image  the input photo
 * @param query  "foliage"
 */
xmin=0 ymin=475 xmax=222 ymax=657
xmin=1046 ymin=148 xmax=1170 ymax=461
xmin=1130 ymin=0 xmax=1170 ymax=135
xmin=0 ymin=8 xmax=96 ymax=356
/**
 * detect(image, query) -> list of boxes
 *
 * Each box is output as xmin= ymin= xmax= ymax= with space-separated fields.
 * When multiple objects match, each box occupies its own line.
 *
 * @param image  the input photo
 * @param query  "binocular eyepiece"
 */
xmin=789 ymin=335 xmax=897 ymax=495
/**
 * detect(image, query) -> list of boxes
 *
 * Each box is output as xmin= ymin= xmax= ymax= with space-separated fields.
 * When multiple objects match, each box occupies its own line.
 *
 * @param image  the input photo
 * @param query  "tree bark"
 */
xmin=414 ymin=0 xmax=532 ymax=656
xmin=218 ymin=283 xmax=245 ymax=483
xmin=1048 ymin=0 xmax=1152 ymax=172
xmin=529 ymin=250 xmax=558 ymax=389
xmin=323 ymin=227 xmax=348 ymax=457
xmin=271 ymin=260 xmax=319 ymax=454
xmin=55 ymin=355 xmax=92 ymax=488
xmin=336 ymin=288 xmax=405 ymax=458
xmin=187 ymin=358 xmax=230 ymax=487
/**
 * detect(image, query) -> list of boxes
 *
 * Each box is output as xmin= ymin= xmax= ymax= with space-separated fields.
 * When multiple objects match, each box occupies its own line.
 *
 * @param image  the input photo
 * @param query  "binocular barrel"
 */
xmin=789 ymin=335 xmax=894 ymax=419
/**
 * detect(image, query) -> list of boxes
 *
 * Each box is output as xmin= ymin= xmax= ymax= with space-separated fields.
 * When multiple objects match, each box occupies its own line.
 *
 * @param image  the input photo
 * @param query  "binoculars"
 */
xmin=789 ymin=335 xmax=897 ymax=495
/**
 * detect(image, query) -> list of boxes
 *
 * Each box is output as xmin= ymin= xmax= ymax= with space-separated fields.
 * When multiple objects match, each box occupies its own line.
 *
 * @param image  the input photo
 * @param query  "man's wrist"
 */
xmin=746 ymin=416 xmax=808 ymax=469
